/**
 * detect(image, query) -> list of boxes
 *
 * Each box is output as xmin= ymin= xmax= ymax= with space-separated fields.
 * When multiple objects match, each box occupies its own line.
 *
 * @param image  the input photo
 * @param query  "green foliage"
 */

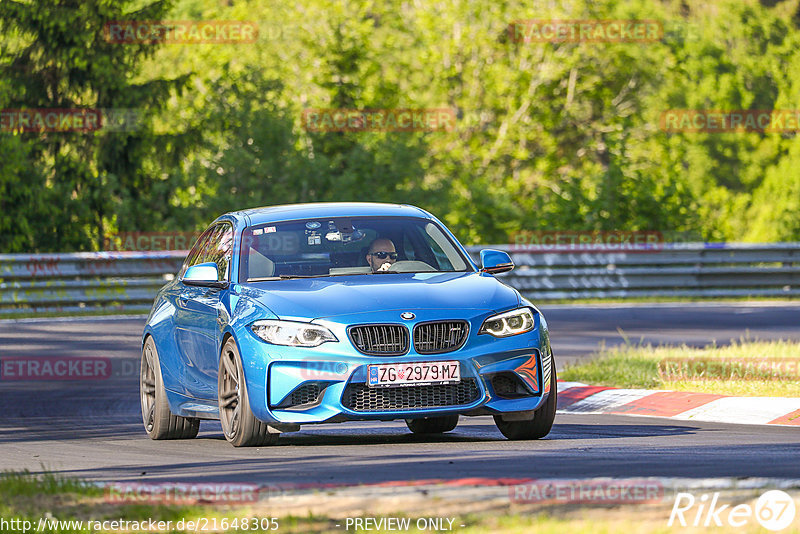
xmin=0 ymin=0 xmax=192 ymax=251
xmin=1 ymin=0 xmax=799 ymax=252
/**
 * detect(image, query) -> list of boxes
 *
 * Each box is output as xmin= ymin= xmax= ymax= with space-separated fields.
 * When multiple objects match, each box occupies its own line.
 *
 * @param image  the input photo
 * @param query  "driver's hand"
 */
xmin=378 ymin=262 xmax=392 ymax=272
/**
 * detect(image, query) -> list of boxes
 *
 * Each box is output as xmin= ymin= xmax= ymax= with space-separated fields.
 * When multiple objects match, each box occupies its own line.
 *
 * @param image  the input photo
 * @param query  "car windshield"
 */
xmin=239 ymin=216 xmax=472 ymax=281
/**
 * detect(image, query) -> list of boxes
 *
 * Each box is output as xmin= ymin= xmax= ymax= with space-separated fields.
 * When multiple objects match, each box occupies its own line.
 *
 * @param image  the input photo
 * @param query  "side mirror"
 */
xmin=480 ymin=249 xmax=514 ymax=275
xmin=182 ymin=262 xmax=228 ymax=288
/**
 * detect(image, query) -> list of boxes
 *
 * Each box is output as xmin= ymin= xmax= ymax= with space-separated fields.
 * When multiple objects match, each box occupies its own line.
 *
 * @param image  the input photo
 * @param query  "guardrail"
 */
xmin=470 ymin=243 xmax=800 ymax=300
xmin=0 ymin=251 xmax=185 ymax=316
xmin=0 ymin=243 xmax=797 ymax=316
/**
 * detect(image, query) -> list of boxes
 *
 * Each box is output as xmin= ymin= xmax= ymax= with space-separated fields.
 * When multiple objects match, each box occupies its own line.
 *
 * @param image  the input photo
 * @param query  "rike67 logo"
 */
xmin=669 ymin=490 xmax=797 ymax=531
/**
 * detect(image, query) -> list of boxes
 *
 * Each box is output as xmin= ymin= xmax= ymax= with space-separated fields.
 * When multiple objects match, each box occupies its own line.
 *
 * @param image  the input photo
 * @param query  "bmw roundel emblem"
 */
xmin=400 ymin=312 xmax=415 ymax=320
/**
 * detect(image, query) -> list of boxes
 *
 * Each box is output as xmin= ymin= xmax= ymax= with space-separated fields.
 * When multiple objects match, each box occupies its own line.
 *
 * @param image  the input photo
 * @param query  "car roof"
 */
xmin=228 ymin=202 xmax=433 ymax=226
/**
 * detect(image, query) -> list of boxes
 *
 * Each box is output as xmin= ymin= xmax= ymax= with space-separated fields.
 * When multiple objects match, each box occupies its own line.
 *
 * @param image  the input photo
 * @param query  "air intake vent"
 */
xmin=413 ymin=321 xmax=469 ymax=354
xmin=348 ymin=324 xmax=409 ymax=355
xmin=491 ymin=373 xmax=533 ymax=399
xmin=272 ymin=383 xmax=325 ymax=410
xmin=290 ymin=384 xmax=321 ymax=406
xmin=342 ymin=379 xmax=480 ymax=412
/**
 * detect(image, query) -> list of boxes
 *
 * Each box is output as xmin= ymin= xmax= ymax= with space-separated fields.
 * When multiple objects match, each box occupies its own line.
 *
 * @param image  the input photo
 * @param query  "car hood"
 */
xmin=238 ymin=272 xmax=519 ymax=320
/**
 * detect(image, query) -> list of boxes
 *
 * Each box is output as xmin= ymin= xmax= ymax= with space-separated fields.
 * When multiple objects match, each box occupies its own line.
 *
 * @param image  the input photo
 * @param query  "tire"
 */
xmin=405 ymin=415 xmax=459 ymax=434
xmin=218 ymin=338 xmax=279 ymax=447
xmin=140 ymin=336 xmax=200 ymax=440
xmin=494 ymin=352 xmax=557 ymax=440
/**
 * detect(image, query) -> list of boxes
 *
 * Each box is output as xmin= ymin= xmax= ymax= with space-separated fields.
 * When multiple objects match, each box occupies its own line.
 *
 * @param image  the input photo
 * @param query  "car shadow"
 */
xmin=193 ymin=420 xmax=702 ymax=447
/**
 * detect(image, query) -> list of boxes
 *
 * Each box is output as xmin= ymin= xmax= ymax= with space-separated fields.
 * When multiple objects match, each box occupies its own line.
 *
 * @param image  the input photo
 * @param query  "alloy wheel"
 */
xmin=140 ymin=342 xmax=157 ymax=433
xmin=219 ymin=345 xmax=241 ymax=439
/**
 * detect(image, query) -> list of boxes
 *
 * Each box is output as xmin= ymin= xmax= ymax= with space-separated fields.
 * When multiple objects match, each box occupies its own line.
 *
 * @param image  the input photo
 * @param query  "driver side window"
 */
xmin=180 ymin=223 xmax=233 ymax=281
xmin=199 ymin=224 xmax=233 ymax=281
xmin=180 ymin=226 xmax=215 ymax=277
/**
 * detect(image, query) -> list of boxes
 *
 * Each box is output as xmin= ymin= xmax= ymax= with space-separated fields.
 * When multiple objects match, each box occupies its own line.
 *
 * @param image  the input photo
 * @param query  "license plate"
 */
xmin=367 ymin=361 xmax=460 ymax=388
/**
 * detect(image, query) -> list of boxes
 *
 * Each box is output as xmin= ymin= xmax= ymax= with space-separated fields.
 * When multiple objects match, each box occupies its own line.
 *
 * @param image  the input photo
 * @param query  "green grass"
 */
xmin=561 ymin=350 xmax=662 ymax=388
xmin=0 ymin=471 xmax=99 ymax=498
xmin=0 ymin=471 xmax=227 ymax=533
xmin=560 ymin=339 xmax=800 ymax=397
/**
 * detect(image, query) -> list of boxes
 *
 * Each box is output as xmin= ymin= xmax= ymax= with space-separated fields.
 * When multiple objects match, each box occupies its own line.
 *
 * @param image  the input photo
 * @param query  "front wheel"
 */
xmin=494 ymin=352 xmax=557 ymax=440
xmin=218 ymin=338 xmax=279 ymax=447
xmin=405 ymin=415 xmax=459 ymax=434
xmin=140 ymin=336 xmax=199 ymax=440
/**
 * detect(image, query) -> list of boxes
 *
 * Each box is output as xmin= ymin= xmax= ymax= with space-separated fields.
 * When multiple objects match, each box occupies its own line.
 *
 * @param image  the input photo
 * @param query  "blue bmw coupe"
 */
xmin=141 ymin=202 xmax=556 ymax=446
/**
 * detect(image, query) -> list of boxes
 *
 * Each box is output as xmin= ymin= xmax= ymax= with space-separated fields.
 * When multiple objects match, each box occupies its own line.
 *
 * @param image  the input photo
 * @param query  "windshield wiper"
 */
xmin=248 ymin=270 xmax=435 ymax=282
xmin=247 ymin=275 xmax=322 ymax=282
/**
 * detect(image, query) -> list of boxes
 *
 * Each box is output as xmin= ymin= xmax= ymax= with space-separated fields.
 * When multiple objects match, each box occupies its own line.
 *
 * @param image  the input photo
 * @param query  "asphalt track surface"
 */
xmin=1 ymin=303 xmax=799 ymax=485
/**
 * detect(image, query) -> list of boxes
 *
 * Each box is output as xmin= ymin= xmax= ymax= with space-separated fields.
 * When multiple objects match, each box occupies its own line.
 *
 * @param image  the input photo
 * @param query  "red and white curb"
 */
xmin=556 ymin=381 xmax=800 ymax=426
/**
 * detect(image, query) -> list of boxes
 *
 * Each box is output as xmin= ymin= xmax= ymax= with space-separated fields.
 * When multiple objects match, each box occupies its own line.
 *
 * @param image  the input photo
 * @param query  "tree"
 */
xmin=0 ymin=0 xmax=193 ymax=252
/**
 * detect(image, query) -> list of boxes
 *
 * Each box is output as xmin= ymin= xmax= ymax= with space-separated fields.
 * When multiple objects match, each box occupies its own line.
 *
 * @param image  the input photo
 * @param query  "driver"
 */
xmin=366 ymin=238 xmax=398 ymax=272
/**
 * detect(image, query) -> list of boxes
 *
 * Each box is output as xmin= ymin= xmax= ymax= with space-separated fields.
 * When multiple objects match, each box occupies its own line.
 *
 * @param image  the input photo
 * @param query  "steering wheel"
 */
xmin=387 ymin=260 xmax=436 ymax=273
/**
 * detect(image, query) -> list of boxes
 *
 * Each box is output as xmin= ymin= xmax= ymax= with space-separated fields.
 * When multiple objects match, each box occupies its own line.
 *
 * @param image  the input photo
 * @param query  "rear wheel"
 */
xmin=140 ymin=336 xmax=199 ymax=440
xmin=218 ymin=338 xmax=279 ymax=447
xmin=405 ymin=415 xmax=459 ymax=434
xmin=494 ymin=352 xmax=557 ymax=440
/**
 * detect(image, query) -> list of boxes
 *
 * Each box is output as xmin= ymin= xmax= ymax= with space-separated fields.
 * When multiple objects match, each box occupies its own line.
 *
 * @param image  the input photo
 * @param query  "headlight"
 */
xmin=479 ymin=308 xmax=536 ymax=337
xmin=251 ymin=320 xmax=337 ymax=347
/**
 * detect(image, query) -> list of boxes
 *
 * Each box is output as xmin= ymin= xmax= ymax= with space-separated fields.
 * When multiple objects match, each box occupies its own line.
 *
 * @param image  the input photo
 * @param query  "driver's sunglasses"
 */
xmin=369 ymin=251 xmax=398 ymax=260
